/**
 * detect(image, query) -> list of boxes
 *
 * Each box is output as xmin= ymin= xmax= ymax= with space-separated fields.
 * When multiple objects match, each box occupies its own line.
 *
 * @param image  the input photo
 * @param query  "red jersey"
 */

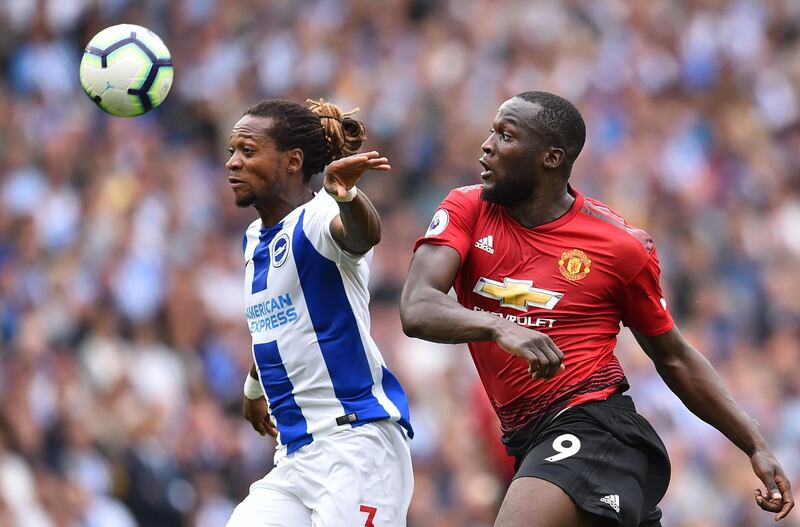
xmin=414 ymin=185 xmax=674 ymax=437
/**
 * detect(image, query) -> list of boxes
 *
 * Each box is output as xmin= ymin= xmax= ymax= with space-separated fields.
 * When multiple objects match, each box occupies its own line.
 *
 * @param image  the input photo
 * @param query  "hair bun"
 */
xmin=306 ymin=98 xmax=366 ymax=161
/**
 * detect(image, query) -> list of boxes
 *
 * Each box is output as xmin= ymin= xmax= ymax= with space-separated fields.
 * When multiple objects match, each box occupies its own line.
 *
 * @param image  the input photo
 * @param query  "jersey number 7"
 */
xmin=359 ymin=505 xmax=377 ymax=527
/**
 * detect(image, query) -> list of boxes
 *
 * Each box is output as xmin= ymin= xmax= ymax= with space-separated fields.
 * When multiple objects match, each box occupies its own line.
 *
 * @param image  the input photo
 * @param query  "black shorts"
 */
xmin=513 ymin=392 xmax=671 ymax=527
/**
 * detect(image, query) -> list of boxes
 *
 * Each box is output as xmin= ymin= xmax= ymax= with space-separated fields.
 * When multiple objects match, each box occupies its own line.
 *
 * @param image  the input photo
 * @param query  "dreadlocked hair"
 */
xmin=243 ymin=99 xmax=367 ymax=182
xmin=306 ymin=98 xmax=366 ymax=160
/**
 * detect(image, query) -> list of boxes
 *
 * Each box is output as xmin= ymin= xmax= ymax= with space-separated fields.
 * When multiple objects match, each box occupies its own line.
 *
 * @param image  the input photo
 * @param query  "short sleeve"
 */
xmin=302 ymin=191 xmax=371 ymax=265
xmin=413 ymin=186 xmax=481 ymax=263
xmin=619 ymin=248 xmax=675 ymax=336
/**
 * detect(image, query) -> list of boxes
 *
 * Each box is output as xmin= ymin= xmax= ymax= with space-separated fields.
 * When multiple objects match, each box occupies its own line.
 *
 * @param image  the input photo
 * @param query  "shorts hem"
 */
xmin=513 ymin=474 xmax=622 ymax=525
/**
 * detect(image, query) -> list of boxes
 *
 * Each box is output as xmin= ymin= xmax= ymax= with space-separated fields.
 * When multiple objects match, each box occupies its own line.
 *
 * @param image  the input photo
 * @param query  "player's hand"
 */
xmin=242 ymin=396 xmax=278 ymax=438
xmin=751 ymin=449 xmax=794 ymax=521
xmin=495 ymin=323 xmax=565 ymax=380
xmin=324 ymin=151 xmax=390 ymax=200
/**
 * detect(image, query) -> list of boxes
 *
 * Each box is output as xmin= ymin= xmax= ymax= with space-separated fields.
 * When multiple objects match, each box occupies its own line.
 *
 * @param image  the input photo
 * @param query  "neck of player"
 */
xmin=255 ymin=186 xmax=315 ymax=228
xmin=506 ymin=183 xmax=575 ymax=229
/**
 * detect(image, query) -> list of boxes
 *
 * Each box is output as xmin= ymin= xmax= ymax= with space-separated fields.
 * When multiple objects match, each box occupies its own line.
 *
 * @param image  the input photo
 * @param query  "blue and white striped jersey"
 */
xmin=242 ymin=191 xmax=413 ymax=460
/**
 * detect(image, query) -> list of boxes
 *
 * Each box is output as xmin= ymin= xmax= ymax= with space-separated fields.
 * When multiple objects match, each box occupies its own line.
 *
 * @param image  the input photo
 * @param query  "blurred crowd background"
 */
xmin=1 ymin=0 xmax=799 ymax=526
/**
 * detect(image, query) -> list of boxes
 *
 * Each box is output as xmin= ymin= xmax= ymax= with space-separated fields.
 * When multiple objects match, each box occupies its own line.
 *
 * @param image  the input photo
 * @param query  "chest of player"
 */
xmin=458 ymin=227 xmax=622 ymax=325
xmin=244 ymin=226 xmax=303 ymax=336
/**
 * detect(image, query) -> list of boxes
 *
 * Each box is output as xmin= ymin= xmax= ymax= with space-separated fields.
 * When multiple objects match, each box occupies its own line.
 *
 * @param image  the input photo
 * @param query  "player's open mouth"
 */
xmin=479 ymin=158 xmax=492 ymax=179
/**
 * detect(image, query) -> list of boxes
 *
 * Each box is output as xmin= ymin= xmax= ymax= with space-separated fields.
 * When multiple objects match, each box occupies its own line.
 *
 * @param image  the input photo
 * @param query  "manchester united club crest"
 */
xmin=558 ymin=249 xmax=591 ymax=281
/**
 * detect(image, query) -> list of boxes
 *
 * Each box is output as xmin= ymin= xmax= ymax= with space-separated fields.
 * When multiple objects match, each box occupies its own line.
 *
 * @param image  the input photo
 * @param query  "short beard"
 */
xmin=481 ymin=174 xmax=533 ymax=206
xmin=234 ymin=194 xmax=256 ymax=208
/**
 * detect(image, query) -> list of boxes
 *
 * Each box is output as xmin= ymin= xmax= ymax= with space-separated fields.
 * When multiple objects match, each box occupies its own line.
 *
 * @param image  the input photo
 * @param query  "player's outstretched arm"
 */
xmin=326 ymin=151 xmax=389 ymax=255
xmin=401 ymin=244 xmax=564 ymax=379
xmin=634 ymin=327 xmax=794 ymax=521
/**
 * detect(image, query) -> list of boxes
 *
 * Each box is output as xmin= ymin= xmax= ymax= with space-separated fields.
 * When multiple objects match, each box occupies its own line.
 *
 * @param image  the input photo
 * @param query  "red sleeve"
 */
xmin=619 ymin=248 xmax=675 ymax=336
xmin=413 ymin=186 xmax=480 ymax=263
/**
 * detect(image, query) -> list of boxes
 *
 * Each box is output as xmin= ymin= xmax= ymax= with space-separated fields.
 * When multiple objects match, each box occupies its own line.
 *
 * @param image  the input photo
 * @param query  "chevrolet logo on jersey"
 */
xmin=474 ymin=277 xmax=564 ymax=311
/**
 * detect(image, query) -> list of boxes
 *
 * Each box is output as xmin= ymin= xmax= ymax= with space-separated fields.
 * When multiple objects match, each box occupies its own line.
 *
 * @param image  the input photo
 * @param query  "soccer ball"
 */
xmin=79 ymin=24 xmax=173 ymax=117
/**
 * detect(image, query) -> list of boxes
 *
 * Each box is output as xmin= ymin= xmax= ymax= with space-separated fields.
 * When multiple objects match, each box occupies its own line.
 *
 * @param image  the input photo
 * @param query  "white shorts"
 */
xmin=226 ymin=421 xmax=413 ymax=527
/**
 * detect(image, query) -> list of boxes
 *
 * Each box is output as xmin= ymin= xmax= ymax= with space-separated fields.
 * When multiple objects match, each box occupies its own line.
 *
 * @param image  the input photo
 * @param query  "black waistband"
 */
xmin=502 ymin=384 xmax=632 ymax=460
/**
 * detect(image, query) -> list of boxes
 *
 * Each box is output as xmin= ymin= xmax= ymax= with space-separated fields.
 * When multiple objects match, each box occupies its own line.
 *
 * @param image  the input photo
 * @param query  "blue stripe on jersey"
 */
xmin=251 ymin=223 xmax=283 ymax=294
xmin=242 ymin=232 xmax=247 ymax=254
xmin=381 ymin=366 xmax=414 ymax=438
xmin=253 ymin=341 xmax=313 ymax=454
xmin=292 ymin=210 xmax=399 ymax=427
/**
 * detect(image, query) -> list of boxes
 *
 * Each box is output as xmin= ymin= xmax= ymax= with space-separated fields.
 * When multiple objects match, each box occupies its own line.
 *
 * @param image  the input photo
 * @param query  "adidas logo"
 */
xmin=600 ymin=494 xmax=620 ymax=514
xmin=475 ymin=235 xmax=494 ymax=254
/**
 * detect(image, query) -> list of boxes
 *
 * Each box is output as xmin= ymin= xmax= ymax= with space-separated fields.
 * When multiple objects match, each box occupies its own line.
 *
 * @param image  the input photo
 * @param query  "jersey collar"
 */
xmin=500 ymin=185 xmax=584 ymax=231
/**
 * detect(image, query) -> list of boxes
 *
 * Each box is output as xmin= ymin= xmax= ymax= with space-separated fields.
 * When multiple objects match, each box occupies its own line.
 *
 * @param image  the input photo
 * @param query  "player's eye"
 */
xmin=489 ymin=129 xmax=509 ymax=141
xmin=227 ymin=147 xmax=235 ymax=155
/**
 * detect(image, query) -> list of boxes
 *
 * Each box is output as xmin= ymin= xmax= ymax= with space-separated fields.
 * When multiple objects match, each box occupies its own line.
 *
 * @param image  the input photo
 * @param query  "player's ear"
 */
xmin=286 ymin=148 xmax=304 ymax=177
xmin=543 ymin=147 xmax=565 ymax=170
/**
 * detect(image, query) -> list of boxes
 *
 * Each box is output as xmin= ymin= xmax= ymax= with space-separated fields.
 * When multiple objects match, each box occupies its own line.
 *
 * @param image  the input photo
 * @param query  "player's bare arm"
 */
xmin=634 ymin=327 xmax=794 ymax=521
xmin=326 ymin=151 xmax=389 ymax=254
xmin=401 ymin=243 xmax=564 ymax=379
xmin=242 ymin=363 xmax=277 ymax=438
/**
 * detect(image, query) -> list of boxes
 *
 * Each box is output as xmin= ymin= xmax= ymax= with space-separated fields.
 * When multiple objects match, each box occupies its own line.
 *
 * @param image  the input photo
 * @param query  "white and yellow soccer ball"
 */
xmin=79 ymin=24 xmax=173 ymax=117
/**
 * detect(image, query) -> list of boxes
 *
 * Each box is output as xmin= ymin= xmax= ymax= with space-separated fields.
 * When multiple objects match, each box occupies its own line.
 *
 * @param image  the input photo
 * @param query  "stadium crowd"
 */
xmin=1 ymin=0 xmax=800 ymax=525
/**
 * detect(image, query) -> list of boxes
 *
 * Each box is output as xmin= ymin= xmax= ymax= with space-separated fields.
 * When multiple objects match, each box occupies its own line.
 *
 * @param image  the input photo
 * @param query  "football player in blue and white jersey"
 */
xmin=224 ymin=99 xmax=413 ymax=527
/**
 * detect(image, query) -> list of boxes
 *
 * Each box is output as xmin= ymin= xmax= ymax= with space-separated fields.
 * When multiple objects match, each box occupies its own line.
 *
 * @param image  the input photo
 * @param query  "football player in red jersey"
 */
xmin=400 ymin=91 xmax=793 ymax=527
